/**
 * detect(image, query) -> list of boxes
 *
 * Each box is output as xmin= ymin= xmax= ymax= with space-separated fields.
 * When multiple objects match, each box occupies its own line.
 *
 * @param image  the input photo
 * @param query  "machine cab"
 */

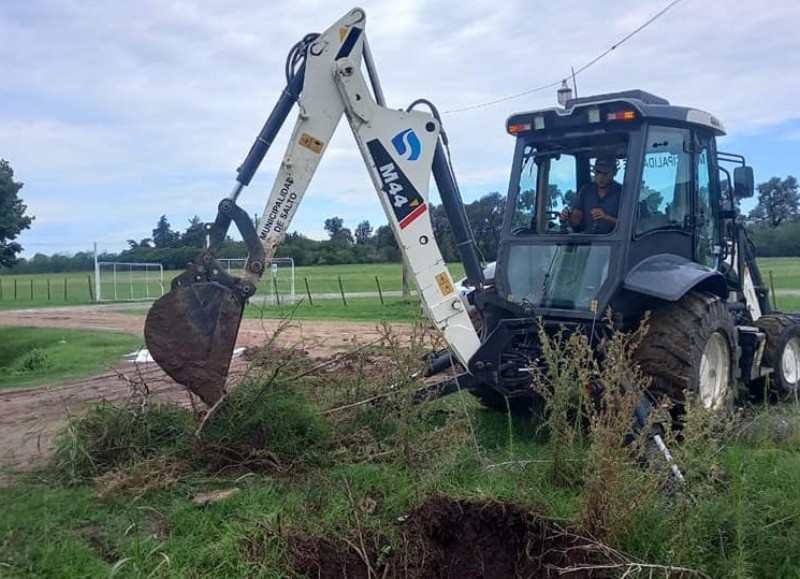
xmin=494 ymin=90 xmax=735 ymax=320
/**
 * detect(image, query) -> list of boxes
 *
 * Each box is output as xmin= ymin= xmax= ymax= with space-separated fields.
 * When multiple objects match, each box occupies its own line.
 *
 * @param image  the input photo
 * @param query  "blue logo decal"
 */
xmin=391 ymin=129 xmax=421 ymax=161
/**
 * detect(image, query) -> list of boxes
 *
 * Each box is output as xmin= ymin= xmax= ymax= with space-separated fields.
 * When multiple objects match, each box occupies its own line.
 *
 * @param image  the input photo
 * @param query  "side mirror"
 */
xmin=733 ymin=166 xmax=754 ymax=199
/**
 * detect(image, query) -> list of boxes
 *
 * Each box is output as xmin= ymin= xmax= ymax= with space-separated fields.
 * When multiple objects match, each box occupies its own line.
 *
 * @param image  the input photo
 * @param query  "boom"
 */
xmin=144 ymin=8 xmax=483 ymax=405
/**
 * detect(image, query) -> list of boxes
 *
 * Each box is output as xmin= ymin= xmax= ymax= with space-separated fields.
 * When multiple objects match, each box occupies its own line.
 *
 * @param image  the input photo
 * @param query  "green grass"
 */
xmin=244 ymin=296 xmax=422 ymax=322
xmin=0 ymin=327 xmax=143 ymax=390
xmin=0 ymin=263 xmax=464 ymax=310
xmin=0 ymin=258 xmax=798 ymax=576
xmin=770 ymin=294 xmax=800 ymax=313
xmin=0 ymin=273 xmax=97 ymax=309
xmin=1 ymin=315 xmax=800 ymax=576
xmin=758 ymin=257 xmax=800 ymax=290
xmin=0 ymin=258 xmax=796 ymax=311
xmin=2 ymin=398 xmax=800 ymax=577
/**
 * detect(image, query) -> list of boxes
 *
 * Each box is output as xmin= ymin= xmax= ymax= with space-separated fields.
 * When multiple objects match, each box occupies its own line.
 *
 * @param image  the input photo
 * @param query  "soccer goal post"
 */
xmin=94 ymin=261 xmax=165 ymax=302
xmin=217 ymin=257 xmax=296 ymax=305
xmin=263 ymin=257 xmax=296 ymax=305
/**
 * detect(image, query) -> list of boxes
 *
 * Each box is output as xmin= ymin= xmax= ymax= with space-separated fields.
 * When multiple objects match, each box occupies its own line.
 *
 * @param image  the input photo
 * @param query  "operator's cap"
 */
xmin=593 ymin=156 xmax=617 ymax=174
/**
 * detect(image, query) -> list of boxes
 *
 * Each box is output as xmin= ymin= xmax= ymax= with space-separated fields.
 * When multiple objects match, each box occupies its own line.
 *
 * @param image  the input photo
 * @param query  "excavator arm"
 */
xmin=144 ymin=8 xmax=483 ymax=405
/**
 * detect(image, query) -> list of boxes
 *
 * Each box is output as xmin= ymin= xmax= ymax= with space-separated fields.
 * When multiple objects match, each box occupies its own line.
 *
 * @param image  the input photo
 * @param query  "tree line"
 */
xmin=94 ymin=190 xmax=506 ymax=272
xmin=1 ymin=157 xmax=798 ymax=274
xmin=745 ymin=176 xmax=800 ymax=256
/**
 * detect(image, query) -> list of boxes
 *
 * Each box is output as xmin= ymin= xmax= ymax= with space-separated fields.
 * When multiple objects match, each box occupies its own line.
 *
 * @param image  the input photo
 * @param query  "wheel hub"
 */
xmin=781 ymin=335 xmax=800 ymax=387
xmin=699 ymin=331 xmax=730 ymax=410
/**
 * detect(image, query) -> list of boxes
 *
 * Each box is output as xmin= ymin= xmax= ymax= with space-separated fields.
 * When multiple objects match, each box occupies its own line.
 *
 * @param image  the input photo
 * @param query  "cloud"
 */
xmin=2 ymin=0 xmax=800 ymax=258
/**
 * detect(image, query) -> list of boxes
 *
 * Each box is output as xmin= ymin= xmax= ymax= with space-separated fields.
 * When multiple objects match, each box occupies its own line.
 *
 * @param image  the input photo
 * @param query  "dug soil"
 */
xmin=288 ymin=494 xmax=603 ymax=578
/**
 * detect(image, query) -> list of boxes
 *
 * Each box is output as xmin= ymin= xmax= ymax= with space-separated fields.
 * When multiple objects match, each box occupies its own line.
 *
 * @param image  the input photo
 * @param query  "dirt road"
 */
xmin=0 ymin=306 xmax=410 ymax=475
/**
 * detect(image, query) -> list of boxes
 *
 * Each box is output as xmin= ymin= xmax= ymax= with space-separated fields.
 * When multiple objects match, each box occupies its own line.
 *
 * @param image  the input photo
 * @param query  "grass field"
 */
xmin=245 ymin=296 xmax=422 ymax=322
xmin=757 ymin=257 xmax=800 ymax=290
xmin=0 ymin=327 xmax=143 ymax=390
xmin=0 ymin=257 xmax=797 ymax=312
xmin=0 ymin=263 xmax=451 ymax=310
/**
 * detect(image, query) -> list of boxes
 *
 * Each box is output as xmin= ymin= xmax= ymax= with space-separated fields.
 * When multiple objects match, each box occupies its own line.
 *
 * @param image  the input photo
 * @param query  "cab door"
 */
xmin=693 ymin=134 xmax=719 ymax=268
xmin=630 ymin=125 xmax=694 ymax=263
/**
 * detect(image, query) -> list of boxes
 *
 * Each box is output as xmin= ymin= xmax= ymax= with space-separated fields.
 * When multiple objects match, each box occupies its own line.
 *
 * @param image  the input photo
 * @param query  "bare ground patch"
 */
xmin=0 ymin=306 xmax=418 ymax=476
xmin=286 ymin=495 xmax=616 ymax=578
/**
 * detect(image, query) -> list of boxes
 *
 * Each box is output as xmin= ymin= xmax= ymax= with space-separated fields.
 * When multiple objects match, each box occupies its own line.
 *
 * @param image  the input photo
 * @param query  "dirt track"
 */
xmin=0 ymin=306 xmax=410 ymax=475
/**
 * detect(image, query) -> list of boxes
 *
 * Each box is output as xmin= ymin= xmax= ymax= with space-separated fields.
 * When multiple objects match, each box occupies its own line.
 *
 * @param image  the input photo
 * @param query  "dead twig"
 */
xmin=551 ymin=561 xmax=710 ymax=577
xmin=289 ymin=339 xmax=385 ymax=381
xmin=343 ymin=477 xmax=382 ymax=579
xmin=322 ymin=393 xmax=391 ymax=415
xmin=193 ymin=393 xmax=229 ymax=438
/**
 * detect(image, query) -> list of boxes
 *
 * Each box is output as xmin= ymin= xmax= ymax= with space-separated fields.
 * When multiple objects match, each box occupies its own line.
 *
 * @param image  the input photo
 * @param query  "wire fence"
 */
xmin=0 ymin=275 xmax=96 ymax=307
xmin=0 ymin=271 xmax=421 ymax=309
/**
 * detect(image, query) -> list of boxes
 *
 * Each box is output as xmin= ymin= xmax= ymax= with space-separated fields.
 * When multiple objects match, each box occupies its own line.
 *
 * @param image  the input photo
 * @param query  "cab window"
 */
xmin=511 ymin=144 xmax=627 ymax=234
xmin=636 ymin=127 xmax=692 ymax=235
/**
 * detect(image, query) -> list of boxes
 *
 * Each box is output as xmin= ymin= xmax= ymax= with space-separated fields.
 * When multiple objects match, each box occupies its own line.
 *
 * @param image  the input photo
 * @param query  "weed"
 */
xmin=16 ymin=347 xmax=51 ymax=372
xmin=50 ymin=402 xmax=193 ymax=483
xmin=529 ymin=322 xmax=594 ymax=486
xmin=109 ymin=533 xmax=171 ymax=578
xmin=17 ymin=300 xmax=800 ymax=577
xmin=580 ymin=319 xmax=665 ymax=545
xmin=93 ymin=456 xmax=189 ymax=499
xmin=196 ymin=374 xmax=330 ymax=472
xmin=671 ymin=391 xmax=741 ymax=497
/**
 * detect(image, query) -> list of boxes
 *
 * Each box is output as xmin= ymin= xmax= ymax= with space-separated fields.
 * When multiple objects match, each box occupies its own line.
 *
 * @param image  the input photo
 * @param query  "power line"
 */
xmin=443 ymin=0 xmax=686 ymax=114
xmin=572 ymin=0 xmax=685 ymax=77
xmin=443 ymin=79 xmax=564 ymax=114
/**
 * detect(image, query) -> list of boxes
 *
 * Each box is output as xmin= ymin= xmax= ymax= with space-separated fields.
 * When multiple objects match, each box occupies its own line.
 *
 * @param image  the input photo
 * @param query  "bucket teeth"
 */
xmin=144 ymin=282 xmax=244 ymax=405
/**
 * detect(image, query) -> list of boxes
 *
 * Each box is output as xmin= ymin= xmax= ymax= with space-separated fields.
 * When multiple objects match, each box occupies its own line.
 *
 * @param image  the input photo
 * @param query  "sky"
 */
xmin=2 ymin=0 xmax=800 ymax=259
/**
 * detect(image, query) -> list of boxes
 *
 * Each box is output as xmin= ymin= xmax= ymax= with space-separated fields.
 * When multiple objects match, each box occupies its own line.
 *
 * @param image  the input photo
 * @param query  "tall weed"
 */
xmin=51 ymin=402 xmax=192 ymax=483
xmin=529 ymin=323 xmax=594 ymax=485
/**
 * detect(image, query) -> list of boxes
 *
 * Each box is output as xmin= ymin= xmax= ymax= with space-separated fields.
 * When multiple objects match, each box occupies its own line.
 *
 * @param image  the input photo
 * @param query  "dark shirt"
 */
xmin=571 ymin=181 xmax=622 ymax=233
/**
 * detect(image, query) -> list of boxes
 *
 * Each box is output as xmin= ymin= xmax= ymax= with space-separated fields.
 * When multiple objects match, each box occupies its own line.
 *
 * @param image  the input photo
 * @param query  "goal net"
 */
xmin=95 ymin=262 xmax=165 ymax=302
xmin=217 ymin=257 xmax=296 ymax=305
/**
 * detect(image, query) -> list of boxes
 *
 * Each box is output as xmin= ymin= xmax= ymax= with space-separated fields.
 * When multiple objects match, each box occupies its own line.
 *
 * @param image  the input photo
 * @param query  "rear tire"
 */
xmin=636 ymin=291 xmax=737 ymax=412
xmin=754 ymin=314 xmax=800 ymax=401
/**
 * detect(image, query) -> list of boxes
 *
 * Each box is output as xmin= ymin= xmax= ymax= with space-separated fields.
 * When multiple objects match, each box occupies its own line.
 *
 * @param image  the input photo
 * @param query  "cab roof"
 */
xmin=507 ymin=89 xmax=726 ymax=136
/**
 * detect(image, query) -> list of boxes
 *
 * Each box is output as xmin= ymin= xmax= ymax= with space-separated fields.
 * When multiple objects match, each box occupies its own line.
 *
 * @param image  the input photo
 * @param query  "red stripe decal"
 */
xmin=399 ymin=203 xmax=427 ymax=229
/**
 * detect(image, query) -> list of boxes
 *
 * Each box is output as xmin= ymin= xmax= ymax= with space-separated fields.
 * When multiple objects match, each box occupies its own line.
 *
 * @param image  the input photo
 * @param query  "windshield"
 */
xmin=511 ymin=138 xmax=629 ymax=235
xmin=504 ymin=243 xmax=611 ymax=311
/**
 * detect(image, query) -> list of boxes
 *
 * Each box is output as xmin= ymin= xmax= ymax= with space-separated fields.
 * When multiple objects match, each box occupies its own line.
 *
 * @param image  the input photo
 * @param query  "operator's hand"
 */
xmin=590 ymin=207 xmax=607 ymax=221
xmin=559 ymin=208 xmax=572 ymax=222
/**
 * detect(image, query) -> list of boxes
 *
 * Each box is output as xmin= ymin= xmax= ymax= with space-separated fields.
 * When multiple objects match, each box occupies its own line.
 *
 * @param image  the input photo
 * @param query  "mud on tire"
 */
xmin=636 ymin=291 xmax=738 ymax=412
xmin=754 ymin=314 xmax=800 ymax=401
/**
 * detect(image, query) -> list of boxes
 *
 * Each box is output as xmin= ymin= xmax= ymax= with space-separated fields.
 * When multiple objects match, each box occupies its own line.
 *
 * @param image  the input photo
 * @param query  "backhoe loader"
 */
xmin=144 ymin=7 xmax=800 ymax=417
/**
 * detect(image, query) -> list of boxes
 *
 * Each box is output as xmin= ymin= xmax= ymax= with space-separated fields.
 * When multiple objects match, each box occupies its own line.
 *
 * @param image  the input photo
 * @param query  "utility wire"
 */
xmin=443 ymin=0 xmax=686 ymax=114
xmin=572 ymin=0 xmax=685 ymax=77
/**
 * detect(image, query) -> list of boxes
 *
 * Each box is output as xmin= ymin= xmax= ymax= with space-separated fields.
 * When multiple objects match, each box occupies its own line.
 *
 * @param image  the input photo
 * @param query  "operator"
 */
xmin=560 ymin=156 xmax=622 ymax=234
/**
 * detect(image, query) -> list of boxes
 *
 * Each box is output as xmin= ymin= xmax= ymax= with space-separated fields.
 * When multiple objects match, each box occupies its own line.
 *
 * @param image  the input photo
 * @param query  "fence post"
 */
xmin=272 ymin=276 xmax=281 ymax=306
xmin=375 ymin=275 xmax=384 ymax=305
xmin=337 ymin=275 xmax=347 ymax=306
xmin=47 ymin=278 xmax=51 ymax=301
xmin=14 ymin=279 xmax=17 ymax=300
xmin=30 ymin=279 xmax=33 ymax=300
xmin=769 ymin=270 xmax=777 ymax=310
xmin=64 ymin=278 xmax=68 ymax=301
xmin=0 ymin=278 xmax=3 ymax=300
xmin=304 ymin=277 xmax=313 ymax=306
xmin=87 ymin=275 xmax=93 ymax=301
